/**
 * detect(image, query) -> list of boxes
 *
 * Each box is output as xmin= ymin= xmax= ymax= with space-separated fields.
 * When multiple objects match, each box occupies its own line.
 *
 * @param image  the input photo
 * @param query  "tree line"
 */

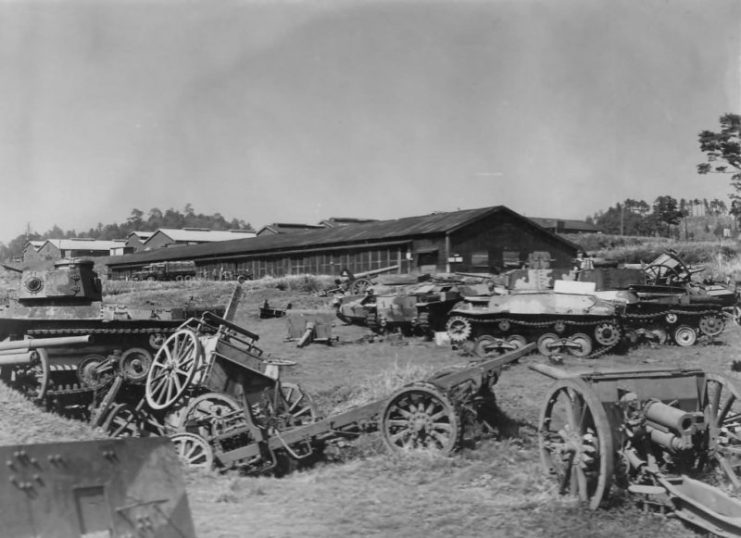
xmin=0 ymin=205 xmax=252 ymax=261
xmin=587 ymin=196 xmax=730 ymax=237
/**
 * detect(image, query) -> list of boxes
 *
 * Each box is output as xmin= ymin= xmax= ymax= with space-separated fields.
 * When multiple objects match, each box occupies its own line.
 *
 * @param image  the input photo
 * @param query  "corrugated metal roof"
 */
xmin=107 ymin=206 xmax=578 ymax=267
xmin=45 ymin=239 xmax=121 ymax=251
xmin=148 ymin=228 xmax=257 ymax=243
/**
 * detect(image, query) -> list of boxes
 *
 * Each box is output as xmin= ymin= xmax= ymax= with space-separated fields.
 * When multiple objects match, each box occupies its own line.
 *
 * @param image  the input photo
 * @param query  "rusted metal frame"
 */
xmin=428 ymin=343 xmax=534 ymax=392
xmin=530 ymin=363 xmax=706 ymax=382
xmin=217 ymin=400 xmax=386 ymax=467
xmin=201 ymin=312 xmax=260 ymax=342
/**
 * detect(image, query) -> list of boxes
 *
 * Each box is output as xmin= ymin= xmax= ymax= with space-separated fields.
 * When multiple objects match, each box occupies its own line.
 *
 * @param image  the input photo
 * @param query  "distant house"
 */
xmin=24 ymin=238 xmax=124 ymax=264
xmin=256 ymin=223 xmax=326 ymax=237
xmin=142 ymin=228 xmax=257 ymax=250
xmin=126 ymin=231 xmax=154 ymax=252
xmin=528 ymin=218 xmax=599 ymax=234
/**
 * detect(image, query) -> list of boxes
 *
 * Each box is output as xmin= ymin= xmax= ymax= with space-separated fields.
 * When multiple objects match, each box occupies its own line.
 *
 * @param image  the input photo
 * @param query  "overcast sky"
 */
xmin=1 ymin=0 xmax=739 ymax=243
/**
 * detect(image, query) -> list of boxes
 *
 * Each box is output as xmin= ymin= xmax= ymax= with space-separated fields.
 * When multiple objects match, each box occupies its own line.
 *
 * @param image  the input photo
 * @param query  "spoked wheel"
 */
xmin=145 ymin=329 xmax=202 ymax=411
xmin=673 ymin=325 xmax=697 ymax=347
xmin=103 ymin=403 xmax=142 ymax=438
xmin=446 ymin=316 xmax=473 ymax=343
xmin=702 ymin=374 xmax=741 ymax=492
xmin=539 ymin=378 xmax=614 ymax=509
xmin=119 ymin=347 xmax=153 ymax=384
xmin=170 ymin=432 xmax=214 ymax=469
xmin=537 ymin=333 xmax=561 ymax=356
xmin=473 ymin=335 xmax=505 ymax=358
xmin=567 ymin=333 xmax=593 ymax=358
xmin=381 ymin=382 xmax=460 ymax=454
xmin=273 ymin=382 xmax=318 ymax=428
xmin=13 ymin=349 xmax=50 ymax=402
xmin=181 ymin=392 xmax=245 ymax=440
xmin=350 ymin=278 xmax=372 ymax=295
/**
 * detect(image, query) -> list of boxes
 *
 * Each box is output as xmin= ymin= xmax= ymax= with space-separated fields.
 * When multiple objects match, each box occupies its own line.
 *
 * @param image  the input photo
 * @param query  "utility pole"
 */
xmin=619 ymin=203 xmax=624 ymax=236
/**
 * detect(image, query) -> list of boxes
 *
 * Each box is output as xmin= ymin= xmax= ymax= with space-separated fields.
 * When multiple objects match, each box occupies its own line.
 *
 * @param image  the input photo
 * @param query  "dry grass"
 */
xmin=1 ymin=274 xmax=737 ymax=537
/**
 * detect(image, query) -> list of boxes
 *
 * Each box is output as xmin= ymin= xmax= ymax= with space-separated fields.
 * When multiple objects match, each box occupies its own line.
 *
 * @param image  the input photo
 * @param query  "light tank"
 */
xmin=0 ymin=259 xmax=186 ymax=408
xmin=446 ymin=284 xmax=629 ymax=358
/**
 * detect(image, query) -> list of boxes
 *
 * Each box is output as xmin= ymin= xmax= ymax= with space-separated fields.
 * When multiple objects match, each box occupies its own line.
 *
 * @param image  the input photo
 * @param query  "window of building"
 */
xmin=471 ymin=251 xmax=489 ymax=266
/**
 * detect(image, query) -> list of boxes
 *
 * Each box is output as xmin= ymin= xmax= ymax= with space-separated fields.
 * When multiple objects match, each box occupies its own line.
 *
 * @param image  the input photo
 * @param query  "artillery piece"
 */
xmin=532 ymin=364 xmax=741 ymax=537
xmin=123 ymin=306 xmax=534 ymax=471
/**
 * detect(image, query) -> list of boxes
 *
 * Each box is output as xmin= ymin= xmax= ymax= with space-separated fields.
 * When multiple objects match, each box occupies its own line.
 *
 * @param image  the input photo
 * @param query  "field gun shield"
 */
xmin=0 ymin=437 xmax=196 ymax=538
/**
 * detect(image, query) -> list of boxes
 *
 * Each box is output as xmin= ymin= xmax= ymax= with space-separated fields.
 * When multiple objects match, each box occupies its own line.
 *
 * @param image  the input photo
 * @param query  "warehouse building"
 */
xmin=105 ymin=206 xmax=580 ymax=280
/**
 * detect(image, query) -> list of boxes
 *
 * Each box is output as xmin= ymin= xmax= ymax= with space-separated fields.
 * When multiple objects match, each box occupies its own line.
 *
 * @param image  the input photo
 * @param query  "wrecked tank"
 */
xmin=0 ymin=259 xmax=186 ymax=400
xmin=334 ymin=280 xmax=479 ymax=336
xmin=446 ymin=284 xmax=628 ymax=358
xmin=579 ymin=249 xmax=736 ymax=345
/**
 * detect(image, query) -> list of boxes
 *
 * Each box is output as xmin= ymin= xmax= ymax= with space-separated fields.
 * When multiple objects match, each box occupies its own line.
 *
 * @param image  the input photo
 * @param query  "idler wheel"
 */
xmin=698 ymin=314 xmax=725 ymax=337
xmin=119 ymin=347 xmax=153 ymax=384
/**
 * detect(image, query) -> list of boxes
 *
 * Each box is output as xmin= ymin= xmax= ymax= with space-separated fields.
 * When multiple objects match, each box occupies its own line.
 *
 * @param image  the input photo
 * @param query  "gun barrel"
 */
xmin=0 ymin=335 xmax=93 ymax=352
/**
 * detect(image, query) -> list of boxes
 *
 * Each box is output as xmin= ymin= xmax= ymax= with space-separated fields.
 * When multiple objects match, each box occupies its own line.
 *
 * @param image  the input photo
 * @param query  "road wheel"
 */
xmin=673 ymin=325 xmax=697 ymax=347
xmin=537 ymin=333 xmax=560 ymax=356
xmin=568 ymin=333 xmax=593 ymax=358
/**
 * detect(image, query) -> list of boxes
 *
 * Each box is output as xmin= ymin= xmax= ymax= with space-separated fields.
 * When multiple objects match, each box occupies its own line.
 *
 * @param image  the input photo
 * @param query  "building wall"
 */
xmin=143 ymin=232 xmax=175 ymax=250
xmin=126 ymin=236 xmax=149 ymax=252
xmin=108 ymin=213 xmax=577 ymax=279
xmin=449 ymin=212 xmax=577 ymax=273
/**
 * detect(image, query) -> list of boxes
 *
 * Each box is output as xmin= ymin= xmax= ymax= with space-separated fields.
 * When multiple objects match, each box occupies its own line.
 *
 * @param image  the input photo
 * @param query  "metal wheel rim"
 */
xmin=537 ymin=333 xmax=560 ymax=356
xmin=119 ymin=347 xmax=153 ymax=383
xmin=181 ymin=392 xmax=245 ymax=439
xmin=381 ymin=382 xmax=460 ymax=454
xmin=699 ymin=315 xmax=725 ymax=337
xmin=505 ymin=335 xmax=528 ymax=350
xmin=538 ymin=377 xmax=614 ymax=509
xmin=473 ymin=335 xmax=502 ymax=358
xmin=673 ymin=325 xmax=697 ymax=347
xmin=446 ymin=316 xmax=472 ymax=343
xmin=145 ymin=329 xmax=202 ymax=410
xmin=568 ymin=333 xmax=593 ymax=358
xmin=594 ymin=322 xmax=621 ymax=347
xmin=170 ymin=432 xmax=214 ymax=469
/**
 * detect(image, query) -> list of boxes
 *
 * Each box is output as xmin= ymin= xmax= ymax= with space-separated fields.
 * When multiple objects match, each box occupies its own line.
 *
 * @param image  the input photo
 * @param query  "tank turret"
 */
xmin=18 ymin=258 xmax=102 ymax=303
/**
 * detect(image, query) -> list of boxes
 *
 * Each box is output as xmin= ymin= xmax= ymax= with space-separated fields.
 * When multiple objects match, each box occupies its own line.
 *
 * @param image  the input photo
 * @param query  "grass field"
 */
xmin=176 ymin=283 xmax=737 ymax=538
xmin=1 ymin=276 xmax=739 ymax=537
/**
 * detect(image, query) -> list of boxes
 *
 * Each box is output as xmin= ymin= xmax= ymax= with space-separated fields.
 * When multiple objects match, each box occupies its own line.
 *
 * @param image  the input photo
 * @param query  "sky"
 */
xmin=0 ymin=0 xmax=739 ymax=244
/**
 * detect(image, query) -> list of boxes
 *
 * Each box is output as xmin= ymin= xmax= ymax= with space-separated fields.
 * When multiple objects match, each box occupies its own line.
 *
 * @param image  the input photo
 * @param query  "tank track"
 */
xmin=457 ymin=305 xmax=725 ymax=359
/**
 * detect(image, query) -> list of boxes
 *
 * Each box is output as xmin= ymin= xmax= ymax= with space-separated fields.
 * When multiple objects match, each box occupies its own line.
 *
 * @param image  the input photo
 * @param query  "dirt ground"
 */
xmin=181 ymin=296 xmax=739 ymax=538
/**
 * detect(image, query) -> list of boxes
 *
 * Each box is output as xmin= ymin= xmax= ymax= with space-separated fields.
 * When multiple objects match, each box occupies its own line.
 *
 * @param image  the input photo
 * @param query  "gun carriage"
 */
xmin=532 ymin=363 xmax=741 ymax=537
xmin=133 ymin=309 xmax=534 ymax=471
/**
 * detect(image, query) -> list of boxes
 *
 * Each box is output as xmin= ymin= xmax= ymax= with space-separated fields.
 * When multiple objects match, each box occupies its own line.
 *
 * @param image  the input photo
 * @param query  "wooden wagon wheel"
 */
xmin=381 ymin=382 xmax=461 ymax=454
xmin=170 ymin=432 xmax=214 ymax=469
xmin=539 ymin=377 xmax=614 ymax=510
xmin=181 ymin=392 xmax=245 ymax=440
xmin=103 ymin=403 xmax=143 ymax=438
xmin=350 ymin=278 xmax=372 ymax=295
xmin=274 ymin=382 xmax=318 ymax=427
xmin=14 ymin=348 xmax=50 ymax=402
xmin=702 ymin=373 xmax=741 ymax=491
xmin=145 ymin=329 xmax=203 ymax=411
xmin=119 ymin=347 xmax=153 ymax=384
